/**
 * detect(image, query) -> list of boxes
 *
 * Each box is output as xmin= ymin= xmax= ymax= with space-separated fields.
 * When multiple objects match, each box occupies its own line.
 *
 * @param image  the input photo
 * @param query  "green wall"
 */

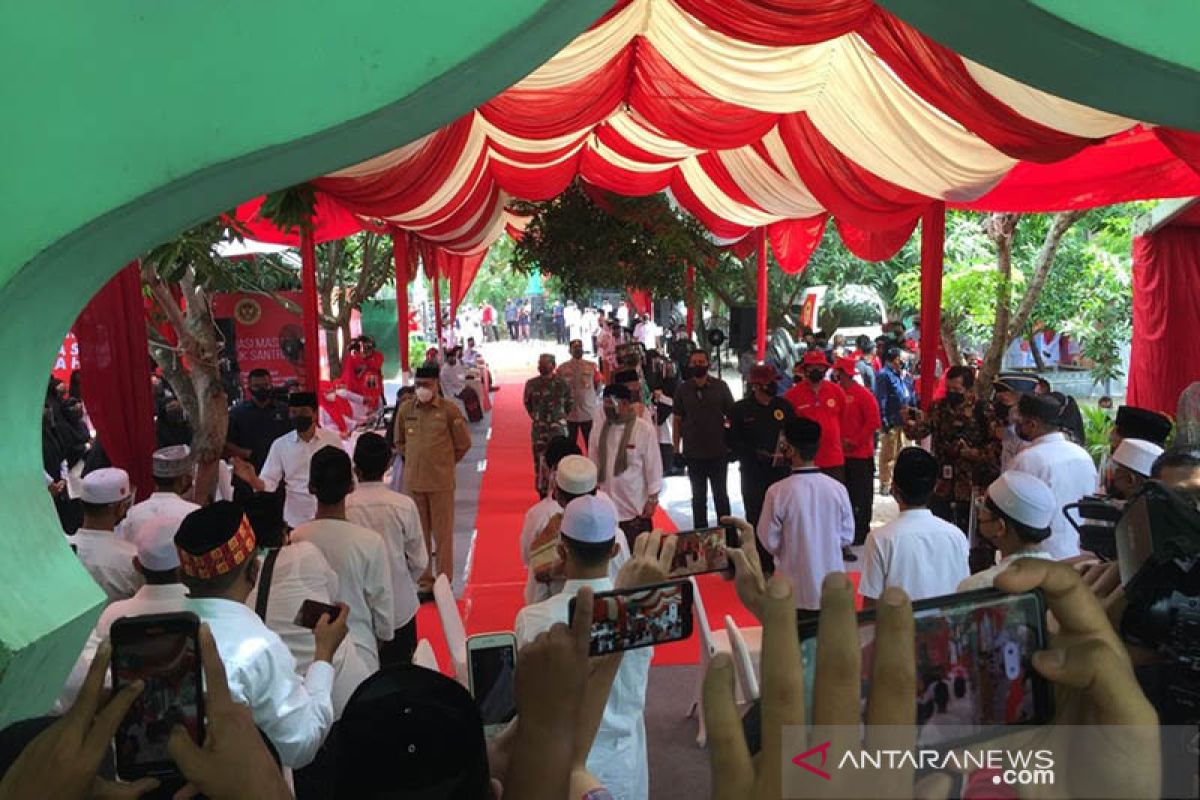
xmin=878 ymin=0 xmax=1200 ymax=131
xmin=0 ymin=0 xmax=608 ymax=723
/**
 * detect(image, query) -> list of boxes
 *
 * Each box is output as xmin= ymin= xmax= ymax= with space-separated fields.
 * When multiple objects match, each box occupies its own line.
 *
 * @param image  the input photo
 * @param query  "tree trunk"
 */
xmin=978 ymin=213 xmax=1019 ymax=393
xmin=1027 ymin=330 xmax=1046 ymax=371
xmin=181 ymin=275 xmax=229 ymax=504
xmin=325 ymin=327 xmax=342 ymax=379
xmin=941 ymin=320 xmax=963 ymax=367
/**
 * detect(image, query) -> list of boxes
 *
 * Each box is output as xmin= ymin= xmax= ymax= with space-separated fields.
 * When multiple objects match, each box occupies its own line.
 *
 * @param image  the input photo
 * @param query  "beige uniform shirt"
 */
xmin=394 ymin=397 xmax=472 ymax=492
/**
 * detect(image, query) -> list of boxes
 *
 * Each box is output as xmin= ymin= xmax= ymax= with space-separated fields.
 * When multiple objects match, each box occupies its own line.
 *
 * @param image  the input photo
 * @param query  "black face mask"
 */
xmin=570 ymin=349 xmax=583 ymax=359
xmin=250 ymin=387 xmax=271 ymax=403
xmin=944 ymin=391 xmax=965 ymax=407
xmin=293 ymin=415 xmax=314 ymax=433
xmin=691 ymin=365 xmax=709 ymax=379
xmin=806 ymin=369 xmax=826 ymax=383
xmin=992 ymin=399 xmax=1010 ymax=422
xmin=165 ymin=408 xmax=184 ymax=423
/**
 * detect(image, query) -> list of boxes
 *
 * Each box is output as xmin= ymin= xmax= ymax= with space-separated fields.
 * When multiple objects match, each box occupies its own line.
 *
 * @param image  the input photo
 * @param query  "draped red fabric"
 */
xmin=446 ymin=251 xmax=488 ymax=317
xmin=75 ymin=264 xmax=157 ymax=498
xmin=858 ymin=11 xmax=1097 ymax=163
xmin=392 ymin=231 xmax=412 ymax=373
xmin=676 ymin=0 xmax=872 ymax=45
xmin=627 ymin=289 xmax=653 ymax=317
xmin=918 ymin=204 xmax=946 ymax=410
xmin=768 ymin=215 xmax=827 ymax=274
xmin=1154 ymin=128 xmax=1200 ymax=175
xmin=299 ymin=228 xmax=322 ymax=390
xmin=835 ymin=216 xmax=919 ymax=262
xmin=1127 ymin=228 xmax=1200 ymax=415
xmin=235 ymin=193 xmax=364 ymax=246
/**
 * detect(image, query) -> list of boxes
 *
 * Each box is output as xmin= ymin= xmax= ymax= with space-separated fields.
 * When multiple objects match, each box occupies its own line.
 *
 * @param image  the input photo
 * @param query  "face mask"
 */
xmin=250 ymin=387 xmax=271 ymax=403
xmin=944 ymin=391 xmax=965 ymax=407
xmin=992 ymin=399 xmax=1009 ymax=421
xmin=336 ymin=388 xmax=348 ymax=398
xmin=415 ymin=387 xmax=435 ymax=403
xmin=293 ymin=414 xmax=314 ymax=433
xmin=538 ymin=365 xmax=553 ymax=377
xmin=325 ymin=392 xmax=337 ymax=403
xmin=570 ymin=348 xmax=583 ymax=359
xmin=806 ymin=369 xmax=825 ymax=383
xmin=604 ymin=406 xmax=620 ymax=422
xmin=691 ymin=365 xmax=709 ymax=379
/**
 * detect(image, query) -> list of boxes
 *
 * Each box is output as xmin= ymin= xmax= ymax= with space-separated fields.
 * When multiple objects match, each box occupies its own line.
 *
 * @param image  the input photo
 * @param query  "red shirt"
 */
xmin=840 ymin=380 xmax=881 ymax=459
xmin=783 ymin=380 xmax=847 ymax=468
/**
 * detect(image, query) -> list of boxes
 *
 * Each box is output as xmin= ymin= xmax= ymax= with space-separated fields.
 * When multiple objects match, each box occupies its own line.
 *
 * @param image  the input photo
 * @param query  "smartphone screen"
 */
xmin=467 ymin=637 xmax=517 ymax=731
xmin=110 ymin=612 xmax=204 ymax=780
xmin=667 ymin=526 xmax=738 ymax=578
xmin=294 ymin=599 xmax=340 ymax=629
xmin=575 ymin=579 xmax=694 ymax=656
xmin=798 ymin=590 xmax=1051 ymax=747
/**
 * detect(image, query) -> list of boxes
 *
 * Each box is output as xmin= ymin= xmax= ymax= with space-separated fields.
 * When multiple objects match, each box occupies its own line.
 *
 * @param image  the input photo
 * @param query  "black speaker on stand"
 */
xmin=706 ymin=328 xmax=726 ymax=380
xmin=727 ymin=304 xmax=757 ymax=355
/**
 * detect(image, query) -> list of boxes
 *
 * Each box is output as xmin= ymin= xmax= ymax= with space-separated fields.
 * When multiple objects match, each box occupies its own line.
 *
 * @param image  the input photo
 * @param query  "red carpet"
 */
xmin=420 ymin=376 xmax=862 ymax=672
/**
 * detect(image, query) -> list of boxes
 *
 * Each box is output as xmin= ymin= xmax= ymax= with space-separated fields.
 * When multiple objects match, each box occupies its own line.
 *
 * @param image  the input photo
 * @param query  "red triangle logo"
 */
xmin=792 ymin=740 xmax=832 ymax=780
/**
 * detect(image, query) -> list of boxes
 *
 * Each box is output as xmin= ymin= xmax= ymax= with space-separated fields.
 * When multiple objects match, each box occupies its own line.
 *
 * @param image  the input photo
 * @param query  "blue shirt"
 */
xmin=874 ymin=365 xmax=912 ymax=429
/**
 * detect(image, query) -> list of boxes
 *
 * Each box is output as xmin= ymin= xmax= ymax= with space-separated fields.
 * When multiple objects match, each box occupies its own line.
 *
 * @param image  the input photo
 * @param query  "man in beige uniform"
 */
xmin=395 ymin=365 xmax=472 ymax=594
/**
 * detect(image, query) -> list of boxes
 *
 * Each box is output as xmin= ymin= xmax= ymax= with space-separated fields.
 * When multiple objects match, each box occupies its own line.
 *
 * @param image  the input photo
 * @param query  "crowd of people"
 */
xmin=7 ymin=308 xmax=1199 ymax=800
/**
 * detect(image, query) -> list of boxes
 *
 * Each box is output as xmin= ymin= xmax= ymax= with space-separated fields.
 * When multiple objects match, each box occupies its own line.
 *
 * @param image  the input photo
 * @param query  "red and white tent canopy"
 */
xmin=241 ymin=0 xmax=1200 ymax=272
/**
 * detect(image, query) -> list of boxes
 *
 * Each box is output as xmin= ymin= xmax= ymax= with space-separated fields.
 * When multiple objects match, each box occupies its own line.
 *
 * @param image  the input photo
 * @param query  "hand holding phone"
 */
xmin=467 ymin=633 xmax=518 ymax=735
xmin=666 ymin=526 xmax=739 ymax=578
xmin=294 ymin=598 xmax=341 ymax=629
xmin=309 ymin=601 xmax=350 ymax=664
xmin=571 ymin=579 xmax=694 ymax=655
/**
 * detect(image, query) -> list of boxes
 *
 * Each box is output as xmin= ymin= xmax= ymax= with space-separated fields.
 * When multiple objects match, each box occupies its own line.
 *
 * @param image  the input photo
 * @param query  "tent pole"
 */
xmin=756 ymin=227 xmax=768 ymax=362
xmin=392 ymin=232 xmax=410 ymax=375
xmin=685 ymin=264 xmax=695 ymax=338
xmin=299 ymin=226 xmax=322 ymax=390
xmin=919 ymin=202 xmax=946 ymax=410
xmin=432 ymin=268 xmax=444 ymax=349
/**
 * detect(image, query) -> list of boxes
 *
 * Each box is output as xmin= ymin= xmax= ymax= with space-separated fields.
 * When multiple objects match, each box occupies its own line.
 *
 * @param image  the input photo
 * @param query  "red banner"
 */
xmin=51 ymin=332 xmax=80 ymax=384
xmin=211 ymin=292 xmax=306 ymax=391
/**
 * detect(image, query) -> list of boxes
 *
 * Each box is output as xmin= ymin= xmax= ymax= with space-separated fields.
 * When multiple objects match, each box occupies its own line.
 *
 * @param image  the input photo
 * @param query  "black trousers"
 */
xmin=568 ymin=419 xmax=593 ymax=452
xmin=740 ymin=466 xmax=781 ymax=575
xmin=378 ymin=616 xmax=418 ymax=668
xmin=506 ymin=321 xmax=518 ymax=340
xmin=686 ymin=457 xmax=731 ymax=528
xmin=844 ymin=457 xmax=875 ymax=545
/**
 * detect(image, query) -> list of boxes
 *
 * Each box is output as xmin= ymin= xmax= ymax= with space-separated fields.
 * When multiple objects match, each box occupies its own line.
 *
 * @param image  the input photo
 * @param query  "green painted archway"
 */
xmin=0 ymin=0 xmax=608 ymax=723
xmin=878 ymin=0 xmax=1200 ymax=131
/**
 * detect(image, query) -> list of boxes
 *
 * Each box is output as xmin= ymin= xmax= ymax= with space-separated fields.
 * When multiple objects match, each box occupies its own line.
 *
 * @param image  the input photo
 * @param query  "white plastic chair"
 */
xmin=687 ymin=577 xmax=730 ymax=746
xmin=724 ymin=614 xmax=761 ymax=702
xmin=412 ymin=638 xmax=441 ymax=673
xmin=434 ymin=574 xmax=469 ymax=686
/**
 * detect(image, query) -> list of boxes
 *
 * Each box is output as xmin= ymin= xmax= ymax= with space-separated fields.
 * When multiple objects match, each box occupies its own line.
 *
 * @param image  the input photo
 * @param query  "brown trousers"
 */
xmin=877 ymin=427 xmax=904 ymax=488
xmin=412 ymin=489 xmax=455 ymax=589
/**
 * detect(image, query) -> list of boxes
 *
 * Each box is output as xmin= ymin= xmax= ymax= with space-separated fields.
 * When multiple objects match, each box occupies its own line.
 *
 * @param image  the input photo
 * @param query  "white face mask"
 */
xmin=336 ymin=388 xmax=348 ymax=398
xmin=415 ymin=387 xmax=435 ymax=403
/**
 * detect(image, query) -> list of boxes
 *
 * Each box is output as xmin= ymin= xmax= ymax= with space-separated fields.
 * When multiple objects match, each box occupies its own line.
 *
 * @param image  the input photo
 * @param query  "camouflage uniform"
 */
xmin=904 ymin=394 xmax=1000 ymax=532
xmin=523 ymin=373 xmax=574 ymax=496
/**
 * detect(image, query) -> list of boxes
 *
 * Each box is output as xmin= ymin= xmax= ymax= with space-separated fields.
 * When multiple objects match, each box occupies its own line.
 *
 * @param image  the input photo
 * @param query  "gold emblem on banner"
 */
xmin=234 ymin=298 xmax=262 ymax=326
xmin=773 ymin=409 xmax=785 ymax=421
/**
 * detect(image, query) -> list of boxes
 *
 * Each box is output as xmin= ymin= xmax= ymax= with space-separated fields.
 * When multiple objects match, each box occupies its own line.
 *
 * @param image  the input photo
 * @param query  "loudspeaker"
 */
xmin=728 ymin=304 xmax=757 ymax=353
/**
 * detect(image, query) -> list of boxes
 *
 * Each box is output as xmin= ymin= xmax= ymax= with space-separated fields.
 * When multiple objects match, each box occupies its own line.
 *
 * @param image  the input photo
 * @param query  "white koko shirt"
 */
xmin=1009 ymin=433 xmax=1098 ymax=560
xmin=859 ymin=509 xmax=969 ymax=601
xmin=245 ymin=543 xmax=371 ymax=717
xmin=290 ymin=518 xmax=395 ymax=671
xmin=185 ymin=597 xmax=334 ymax=769
xmin=346 ymin=481 xmax=428 ymax=628
xmin=515 ymin=577 xmax=651 ymax=800
xmin=72 ymin=528 xmax=142 ymax=602
xmin=117 ymin=491 xmax=200 ymax=544
xmin=587 ymin=417 xmax=663 ymax=521
xmin=259 ymin=427 xmax=344 ymax=528
xmin=758 ymin=469 xmax=854 ymax=611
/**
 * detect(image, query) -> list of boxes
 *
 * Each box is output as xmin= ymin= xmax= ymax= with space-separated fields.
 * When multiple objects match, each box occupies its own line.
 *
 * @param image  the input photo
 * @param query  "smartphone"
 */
xmin=667 ymin=526 xmax=739 ymax=578
xmin=294 ymin=599 xmax=340 ymax=629
xmin=110 ymin=612 xmax=204 ymax=781
xmin=467 ymin=633 xmax=517 ymax=735
xmin=571 ymin=579 xmax=695 ymax=656
xmin=797 ymin=589 xmax=1053 ymax=748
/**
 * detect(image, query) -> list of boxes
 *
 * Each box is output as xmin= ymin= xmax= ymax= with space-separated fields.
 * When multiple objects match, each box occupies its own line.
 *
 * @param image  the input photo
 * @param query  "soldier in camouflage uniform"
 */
xmin=903 ymin=365 xmax=1000 ymax=533
xmin=523 ymin=353 xmax=573 ymax=497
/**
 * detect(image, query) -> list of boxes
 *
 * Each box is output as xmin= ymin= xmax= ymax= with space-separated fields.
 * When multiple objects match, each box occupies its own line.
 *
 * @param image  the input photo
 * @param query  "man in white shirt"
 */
xmin=233 ymin=391 xmax=343 ymax=529
xmin=440 ymin=347 xmax=468 ymax=399
xmin=1106 ymin=437 xmax=1163 ymax=501
xmin=292 ymin=446 xmax=395 ymax=672
xmin=242 ymin=500 xmax=370 ymax=717
xmin=860 ymin=448 xmax=969 ymax=606
xmin=345 ymin=432 xmax=426 ymax=666
xmin=515 ymin=495 xmax=667 ymax=800
xmin=1009 ymin=393 xmax=1098 ymax=560
xmin=57 ymin=515 xmax=188 ymax=710
xmin=558 ymin=339 xmax=603 ymax=451
xmin=758 ymin=418 xmax=854 ymax=615
xmin=588 ymin=384 xmax=662 ymax=550
xmin=175 ymin=501 xmax=349 ymax=768
xmin=118 ymin=445 xmax=199 ymax=543
xmin=958 ymin=471 xmax=1056 ymax=592
xmin=71 ymin=467 xmax=140 ymax=602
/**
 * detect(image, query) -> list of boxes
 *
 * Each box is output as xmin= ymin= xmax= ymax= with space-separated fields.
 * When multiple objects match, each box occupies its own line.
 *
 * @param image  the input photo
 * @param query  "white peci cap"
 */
xmin=560 ymin=494 xmax=618 ymax=544
xmin=987 ymin=471 xmax=1056 ymax=530
xmin=1112 ymin=438 xmax=1164 ymax=478
xmin=555 ymin=455 xmax=597 ymax=495
xmin=79 ymin=468 xmax=132 ymax=505
xmin=133 ymin=517 xmax=182 ymax=571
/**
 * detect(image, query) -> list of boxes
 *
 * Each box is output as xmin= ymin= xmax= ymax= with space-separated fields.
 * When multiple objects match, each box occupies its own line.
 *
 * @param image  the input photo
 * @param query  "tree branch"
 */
xmin=1006 ymin=210 xmax=1086 ymax=342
